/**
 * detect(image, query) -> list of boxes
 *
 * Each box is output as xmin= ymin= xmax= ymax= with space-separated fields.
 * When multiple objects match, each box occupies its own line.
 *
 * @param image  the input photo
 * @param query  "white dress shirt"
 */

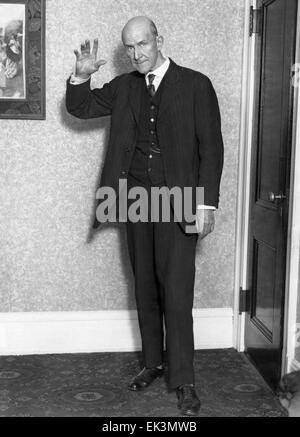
xmin=145 ymin=57 xmax=170 ymax=91
xmin=69 ymin=57 xmax=215 ymax=211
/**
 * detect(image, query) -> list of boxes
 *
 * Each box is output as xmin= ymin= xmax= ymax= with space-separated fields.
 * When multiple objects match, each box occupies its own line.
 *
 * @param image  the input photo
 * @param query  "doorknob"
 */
xmin=268 ymin=192 xmax=287 ymax=202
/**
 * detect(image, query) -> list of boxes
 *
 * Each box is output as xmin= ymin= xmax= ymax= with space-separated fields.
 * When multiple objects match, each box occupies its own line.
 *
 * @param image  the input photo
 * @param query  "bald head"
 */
xmin=122 ymin=16 xmax=165 ymax=75
xmin=122 ymin=16 xmax=158 ymax=42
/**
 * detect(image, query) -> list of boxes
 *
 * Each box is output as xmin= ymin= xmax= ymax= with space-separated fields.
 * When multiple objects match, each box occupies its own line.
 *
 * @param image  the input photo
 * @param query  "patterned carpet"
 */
xmin=0 ymin=349 xmax=287 ymax=417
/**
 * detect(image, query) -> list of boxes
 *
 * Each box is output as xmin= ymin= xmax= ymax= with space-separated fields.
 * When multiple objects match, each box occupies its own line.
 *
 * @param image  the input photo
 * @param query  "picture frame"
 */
xmin=0 ymin=0 xmax=45 ymax=119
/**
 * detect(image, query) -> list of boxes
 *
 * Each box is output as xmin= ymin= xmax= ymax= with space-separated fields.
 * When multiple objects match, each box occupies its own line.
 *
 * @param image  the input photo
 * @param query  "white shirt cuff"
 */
xmin=197 ymin=205 xmax=216 ymax=210
xmin=69 ymin=73 xmax=91 ymax=85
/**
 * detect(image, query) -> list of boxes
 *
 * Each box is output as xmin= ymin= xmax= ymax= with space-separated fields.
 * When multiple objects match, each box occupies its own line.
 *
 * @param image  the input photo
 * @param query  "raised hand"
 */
xmin=74 ymin=39 xmax=107 ymax=79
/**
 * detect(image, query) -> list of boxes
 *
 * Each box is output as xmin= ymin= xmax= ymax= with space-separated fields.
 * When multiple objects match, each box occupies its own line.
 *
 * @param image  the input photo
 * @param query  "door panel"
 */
xmin=253 ymin=239 xmax=276 ymax=336
xmin=258 ymin=0 xmax=287 ymax=203
xmin=245 ymin=0 xmax=297 ymax=389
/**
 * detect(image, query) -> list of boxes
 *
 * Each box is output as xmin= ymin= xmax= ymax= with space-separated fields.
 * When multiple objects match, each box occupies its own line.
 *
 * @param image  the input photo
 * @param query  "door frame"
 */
xmin=283 ymin=1 xmax=300 ymax=373
xmin=234 ymin=0 xmax=300 ymax=376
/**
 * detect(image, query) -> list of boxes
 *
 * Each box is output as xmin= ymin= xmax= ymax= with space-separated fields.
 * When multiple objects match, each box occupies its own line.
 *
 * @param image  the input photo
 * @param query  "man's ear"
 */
xmin=157 ymin=35 xmax=164 ymax=50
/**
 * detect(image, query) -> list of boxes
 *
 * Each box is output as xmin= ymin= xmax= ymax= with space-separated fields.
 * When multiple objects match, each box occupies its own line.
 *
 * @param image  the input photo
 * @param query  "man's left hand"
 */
xmin=196 ymin=209 xmax=215 ymax=239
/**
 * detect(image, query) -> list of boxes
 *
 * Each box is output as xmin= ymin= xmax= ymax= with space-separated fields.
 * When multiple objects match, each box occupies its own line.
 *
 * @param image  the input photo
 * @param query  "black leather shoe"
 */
xmin=128 ymin=367 xmax=164 ymax=391
xmin=176 ymin=385 xmax=201 ymax=416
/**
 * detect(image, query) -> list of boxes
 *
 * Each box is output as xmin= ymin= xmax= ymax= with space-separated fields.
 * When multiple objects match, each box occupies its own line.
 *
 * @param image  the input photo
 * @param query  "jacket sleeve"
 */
xmin=194 ymin=75 xmax=224 ymax=208
xmin=65 ymin=75 xmax=120 ymax=119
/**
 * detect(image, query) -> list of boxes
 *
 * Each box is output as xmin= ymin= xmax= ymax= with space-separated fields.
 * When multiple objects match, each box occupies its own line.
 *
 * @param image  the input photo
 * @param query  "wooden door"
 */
xmin=245 ymin=0 xmax=298 ymax=389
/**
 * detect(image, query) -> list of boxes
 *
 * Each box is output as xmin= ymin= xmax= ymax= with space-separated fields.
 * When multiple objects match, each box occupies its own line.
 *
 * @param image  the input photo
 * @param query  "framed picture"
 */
xmin=0 ymin=0 xmax=45 ymax=119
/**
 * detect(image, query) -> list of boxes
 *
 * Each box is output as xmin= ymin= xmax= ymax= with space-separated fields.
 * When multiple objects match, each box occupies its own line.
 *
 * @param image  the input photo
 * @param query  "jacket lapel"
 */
xmin=158 ymin=59 xmax=181 ymax=121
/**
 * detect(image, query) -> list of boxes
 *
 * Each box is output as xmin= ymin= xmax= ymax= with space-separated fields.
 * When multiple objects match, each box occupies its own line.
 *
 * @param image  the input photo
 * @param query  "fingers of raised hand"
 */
xmin=80 ymin=40 xmax=91 ymax=55
xmin=74 ymin=39 xmax=99 ymax=61
xmin=92 ymin=38 xmax=99 ymax=57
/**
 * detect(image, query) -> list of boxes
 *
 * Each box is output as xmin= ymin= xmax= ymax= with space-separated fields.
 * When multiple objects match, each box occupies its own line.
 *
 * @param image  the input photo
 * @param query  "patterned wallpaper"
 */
xmin=0 ymin=0 xmax=245 ymax=312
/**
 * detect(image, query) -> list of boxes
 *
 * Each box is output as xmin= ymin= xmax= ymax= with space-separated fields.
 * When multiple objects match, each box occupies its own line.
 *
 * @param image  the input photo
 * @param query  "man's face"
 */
xmin=122 ymin=23 xmax=162 ymax=74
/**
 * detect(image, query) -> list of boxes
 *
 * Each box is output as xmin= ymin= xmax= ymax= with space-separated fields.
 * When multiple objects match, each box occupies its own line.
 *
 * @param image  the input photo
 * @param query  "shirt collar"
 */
xmin=145 ymin=57 xmax=170 ymax=81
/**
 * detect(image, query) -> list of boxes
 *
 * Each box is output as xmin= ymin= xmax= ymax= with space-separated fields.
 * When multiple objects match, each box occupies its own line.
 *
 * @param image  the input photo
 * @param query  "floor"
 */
xmin=0 ymin=349 xmax=287 ymax=417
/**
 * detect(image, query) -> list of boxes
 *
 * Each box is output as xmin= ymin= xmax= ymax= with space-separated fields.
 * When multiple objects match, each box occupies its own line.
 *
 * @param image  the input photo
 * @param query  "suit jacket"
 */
xmin=66 ymin=59 xmax=224 ymax=230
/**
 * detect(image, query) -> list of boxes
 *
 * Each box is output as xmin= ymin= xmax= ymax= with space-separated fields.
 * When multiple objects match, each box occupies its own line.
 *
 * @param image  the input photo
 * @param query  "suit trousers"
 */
xmin=126 ymin=170 xmax=198 ymax=389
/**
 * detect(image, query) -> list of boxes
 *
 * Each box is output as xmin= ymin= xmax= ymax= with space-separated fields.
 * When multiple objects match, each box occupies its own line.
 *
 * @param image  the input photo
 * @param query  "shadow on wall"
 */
xmin=112 ymin=42 xmax=132 ymax=76
xmin=59 ymin=40 xmax=135 ymax=305
xmin=59 ymin=97 xmax=110 ymax=240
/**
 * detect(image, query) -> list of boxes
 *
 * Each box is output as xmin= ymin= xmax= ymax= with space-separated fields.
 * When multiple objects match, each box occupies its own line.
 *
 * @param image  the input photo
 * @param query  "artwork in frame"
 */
xmin=0 ymin=0 xmax=45 ymax=119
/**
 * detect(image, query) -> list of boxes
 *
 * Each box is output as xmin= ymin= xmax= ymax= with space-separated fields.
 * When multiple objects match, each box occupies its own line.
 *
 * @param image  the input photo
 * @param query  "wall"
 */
xmin=0 ymin=0 xmax=245 ymax=313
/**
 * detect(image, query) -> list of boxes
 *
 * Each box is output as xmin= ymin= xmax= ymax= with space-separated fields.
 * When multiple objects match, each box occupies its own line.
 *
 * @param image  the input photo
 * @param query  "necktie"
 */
xmin=147 ymin=74 xmax=156 ymax=97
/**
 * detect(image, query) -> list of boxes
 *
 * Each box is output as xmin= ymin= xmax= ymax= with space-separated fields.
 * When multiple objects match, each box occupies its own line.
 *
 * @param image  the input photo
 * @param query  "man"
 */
xmin=66 ymin=16 xmax=224 ymax=416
